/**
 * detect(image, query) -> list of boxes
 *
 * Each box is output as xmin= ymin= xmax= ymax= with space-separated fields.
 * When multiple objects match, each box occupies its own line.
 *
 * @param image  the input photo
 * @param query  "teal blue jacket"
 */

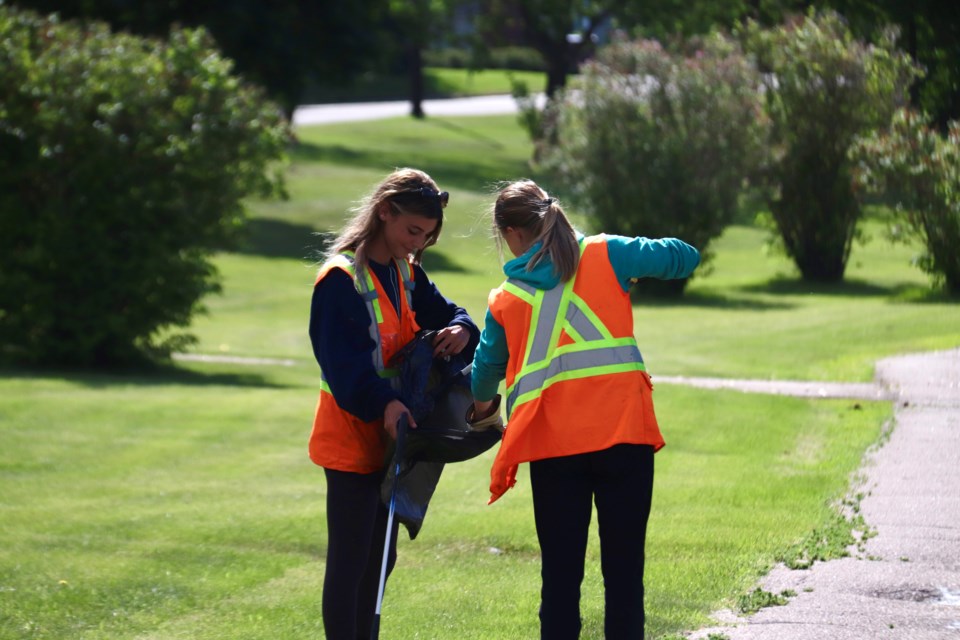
xmin=470 ymin=233 xmax=700 ymax=402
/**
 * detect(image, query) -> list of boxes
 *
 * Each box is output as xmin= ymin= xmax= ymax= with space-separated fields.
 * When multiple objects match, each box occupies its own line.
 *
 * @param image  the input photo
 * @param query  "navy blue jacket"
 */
xmin=310 ymin=258 xmax=479 ymax=423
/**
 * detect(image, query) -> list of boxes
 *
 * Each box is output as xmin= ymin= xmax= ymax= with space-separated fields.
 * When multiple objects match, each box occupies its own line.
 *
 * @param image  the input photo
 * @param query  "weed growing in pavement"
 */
xmin=737 ymin=587 xmax=797 ymax=614
xmin=779 ymin=478 xmax=879 ymax=569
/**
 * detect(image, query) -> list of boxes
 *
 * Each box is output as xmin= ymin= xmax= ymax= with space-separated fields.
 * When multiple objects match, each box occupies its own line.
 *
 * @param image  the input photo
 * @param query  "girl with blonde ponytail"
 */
xmin=470 ymin=178 xmax=701 ymax=639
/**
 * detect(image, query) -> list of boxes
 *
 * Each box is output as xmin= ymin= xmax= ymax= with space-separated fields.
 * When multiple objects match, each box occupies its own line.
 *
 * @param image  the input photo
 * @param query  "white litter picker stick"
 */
xmin=370 ymin=413 xmax=408 ymax=640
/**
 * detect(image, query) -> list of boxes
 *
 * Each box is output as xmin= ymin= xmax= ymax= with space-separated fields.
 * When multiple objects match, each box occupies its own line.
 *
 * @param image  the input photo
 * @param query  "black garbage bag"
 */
xmin=381 ymin=331 xmax=502 ymax=539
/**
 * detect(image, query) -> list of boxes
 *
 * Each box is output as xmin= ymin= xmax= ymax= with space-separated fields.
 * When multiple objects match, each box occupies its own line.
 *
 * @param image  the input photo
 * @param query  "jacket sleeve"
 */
xmin=411 ymin=264 xmax=480 ymax=360
xmin=309 ymin=269 xmax=399 ymax=423
xmin=470 ymin=307 xmax=508 ymax=402
xmin=605 ymin=234 xmax=701 ymax=291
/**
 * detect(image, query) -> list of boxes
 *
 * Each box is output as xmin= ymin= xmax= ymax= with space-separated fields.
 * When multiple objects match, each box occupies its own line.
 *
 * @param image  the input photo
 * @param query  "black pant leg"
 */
xmin=355 ymin=492 xmax=399 ymax=638
xmin=322 ymin=468 xmax=397 ymax=640
xmin=529 ymin=454 xmax=594 ymax=640
xmin=591 ymin=444 xmax=655 ymax=640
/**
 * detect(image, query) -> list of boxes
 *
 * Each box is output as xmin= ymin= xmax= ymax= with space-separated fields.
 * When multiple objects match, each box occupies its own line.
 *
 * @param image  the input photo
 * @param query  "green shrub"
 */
xmin=544 ymin=33 xmax=769 ymax=294
xmin=424 ymin=47 xmax=473 ymax=68
xmin=489 ymin=46 xmax=546 ymax=71
xmin=0 ymin=7 xmax=289 ymax=366
xmin=425 ymin=46 xmax=546 ymax=72
xmin=741 ymin=10 xmax=919 ymax=283
xmin=851 ymin=109 xmax=960 ymax=294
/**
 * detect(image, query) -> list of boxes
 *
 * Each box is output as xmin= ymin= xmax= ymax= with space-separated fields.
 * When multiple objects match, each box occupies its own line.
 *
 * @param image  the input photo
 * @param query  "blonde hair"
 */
xmin=492 ymin=180 xmax=579 ymax=282
xmin=326 ymin=167 xmax=445 ymax=268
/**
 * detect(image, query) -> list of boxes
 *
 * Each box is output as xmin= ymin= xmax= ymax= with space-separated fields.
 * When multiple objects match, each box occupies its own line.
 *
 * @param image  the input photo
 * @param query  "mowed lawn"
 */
xmin=1 ymin=112 xmax=958 ymax=640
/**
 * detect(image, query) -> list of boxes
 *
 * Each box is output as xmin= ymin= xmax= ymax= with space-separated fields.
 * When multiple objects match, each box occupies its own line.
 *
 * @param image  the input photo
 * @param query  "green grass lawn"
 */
xmin=300 ymin=67 xmax=546 ymax=104
xmin=1 ymin=112 xmax=958 ymax=639
xmin=0 ymin=368 xmax=886 ymax=640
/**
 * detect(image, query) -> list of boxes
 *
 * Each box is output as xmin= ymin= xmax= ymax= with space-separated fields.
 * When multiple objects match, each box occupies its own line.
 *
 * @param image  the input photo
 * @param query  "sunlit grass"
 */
xmin=0 ymin=370 xmax=886 ymax=639
xmin=2 ymin=111 xmax=957 ymax=640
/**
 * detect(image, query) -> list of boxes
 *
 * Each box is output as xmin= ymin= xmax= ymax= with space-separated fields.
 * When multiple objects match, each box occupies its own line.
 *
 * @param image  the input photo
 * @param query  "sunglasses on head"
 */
xmin=393 ymin=187 xmax=449 ymax=209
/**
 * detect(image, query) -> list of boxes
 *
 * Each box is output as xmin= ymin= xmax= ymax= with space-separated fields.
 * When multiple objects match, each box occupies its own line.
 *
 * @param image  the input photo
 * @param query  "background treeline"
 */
xmin=5 ymin=0 xmax=959 ymax=127
xmin=1 ymin=1 xmax=957 ymax=368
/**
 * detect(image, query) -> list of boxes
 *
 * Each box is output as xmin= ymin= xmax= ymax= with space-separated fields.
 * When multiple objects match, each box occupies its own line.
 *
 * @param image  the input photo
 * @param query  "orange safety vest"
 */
xmin=487 ymin=235 xmax=663 ymax=503
xmin=309 ymin=252 xmax=420 ymax=473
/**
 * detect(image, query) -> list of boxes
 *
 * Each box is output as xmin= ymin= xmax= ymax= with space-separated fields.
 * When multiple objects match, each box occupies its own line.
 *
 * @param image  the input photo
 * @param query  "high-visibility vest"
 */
xmin=309 ymin=252 xmax=420 ymax=473
xmin=487 ymin=235 xmax=663 ymax=502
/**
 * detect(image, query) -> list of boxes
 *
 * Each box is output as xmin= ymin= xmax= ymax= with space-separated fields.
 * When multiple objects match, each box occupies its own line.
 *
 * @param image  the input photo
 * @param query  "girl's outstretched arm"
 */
xmin=605 ymin=235 xmax=701 ymax=290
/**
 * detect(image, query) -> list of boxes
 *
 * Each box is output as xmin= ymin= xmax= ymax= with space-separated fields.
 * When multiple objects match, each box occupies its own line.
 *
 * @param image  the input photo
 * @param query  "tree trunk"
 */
xmin=409 ymin=45 xmax=425 ymax=119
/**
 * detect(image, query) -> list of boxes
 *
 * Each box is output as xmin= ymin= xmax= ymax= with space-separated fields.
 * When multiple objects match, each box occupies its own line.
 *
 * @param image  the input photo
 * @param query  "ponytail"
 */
xmin=528 ymin=198 xmax=579 ymax=282
xmin=494 ymin=181 xmax=579 ymax=282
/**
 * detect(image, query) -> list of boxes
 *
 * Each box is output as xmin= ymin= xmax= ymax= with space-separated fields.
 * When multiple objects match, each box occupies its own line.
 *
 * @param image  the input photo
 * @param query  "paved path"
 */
xmin=292 ymin=93 xmax=543 ymax=126
xmin=656 ymin=375 xmax=891 ymax=401
xmin=687 ymin=347 xmax=960 ymax=640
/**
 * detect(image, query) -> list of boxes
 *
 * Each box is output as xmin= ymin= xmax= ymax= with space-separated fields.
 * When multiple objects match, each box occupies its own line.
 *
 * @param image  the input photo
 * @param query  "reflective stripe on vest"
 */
xmin=503 ymin=242 xmax=645 ymax=416
xmin=318 ymin=251 xmax=414 ymax=392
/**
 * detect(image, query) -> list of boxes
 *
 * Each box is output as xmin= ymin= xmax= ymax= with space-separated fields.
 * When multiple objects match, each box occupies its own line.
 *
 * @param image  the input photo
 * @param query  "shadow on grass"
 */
xmin=0 ymin=363 xmax=287 ymax=389
xmin=290 ymin=141 xmax=520 ymax=194
xmin=740 ymin=276 xmax=947 ymax=300
xmin=889 ymin=286 xmax=960 ymax=304
xmin=235 ymin=217 xmax=471 ymax=273
xmin=421 ymin=250 xmax=471 ymax=273
xmin=235 ymin=218 xmax=331 ymax=261
xmin=427 ymin=117 xmax=512 ymax=151
xmin=289 ymin=121 xmax=532 ymax=193
xmin=638 ymin=288 xmax=797 ymax=310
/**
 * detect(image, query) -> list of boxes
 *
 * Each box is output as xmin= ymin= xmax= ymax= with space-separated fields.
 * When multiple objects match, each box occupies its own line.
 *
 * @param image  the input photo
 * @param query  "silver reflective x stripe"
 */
xmin=396 ymin=258 xmax=415 ymax=308
xmin=354 ymin=263 xmax=385 ymax=372
xmin=527 ymin=285 xmax=564 ymax=364
xmin=565 ymin=302 xmax=604 ymax=341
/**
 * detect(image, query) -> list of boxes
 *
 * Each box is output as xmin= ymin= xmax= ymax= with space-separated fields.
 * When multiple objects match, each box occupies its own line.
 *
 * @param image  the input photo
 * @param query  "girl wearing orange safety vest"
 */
xmin=469 ymin=180 xmax=700 ymax=640
xmin=310 ymin=168 xmax=479 ymax=640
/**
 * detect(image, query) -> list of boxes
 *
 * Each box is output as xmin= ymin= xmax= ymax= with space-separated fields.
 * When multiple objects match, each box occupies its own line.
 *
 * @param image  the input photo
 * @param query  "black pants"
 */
xmin=322 ymin=468 xmax=399 ymax=640
xmin=529 ymin=444 xmax=655 ymax=640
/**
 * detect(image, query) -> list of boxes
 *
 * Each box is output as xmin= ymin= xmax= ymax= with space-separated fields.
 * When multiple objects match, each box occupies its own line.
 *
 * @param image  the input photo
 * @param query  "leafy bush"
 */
xmin=0 ymin=8 xmax=289 ymax=366
xmin=490 ymin=46 xmax=546 ymax=71
xmin=424 ymin=47 xmax=473 ymax=69
xmin=851 ymin=109 xmax=960 ymax=294
xmin=544 ymin=33 xmax=769 ymax=294
xmin=741 ymin=11 xmax=919 ymax=282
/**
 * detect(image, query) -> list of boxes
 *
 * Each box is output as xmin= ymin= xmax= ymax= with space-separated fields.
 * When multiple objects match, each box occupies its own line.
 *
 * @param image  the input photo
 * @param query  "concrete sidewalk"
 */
xmin=292 ymin=93 xmax=545 ymax=126
xmin=689 ymin=347 xmax=960 ymax=640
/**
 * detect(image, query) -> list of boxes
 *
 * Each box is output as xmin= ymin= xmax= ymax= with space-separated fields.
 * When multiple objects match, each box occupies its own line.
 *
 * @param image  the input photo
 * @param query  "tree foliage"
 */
xmin=742 ymin=10 xmax=918 ymax=282
xmin=0 ymin=7 xmax=289 ymax=366
xmin=5 ymin=0 xmax=386 ymax=116
xmin=545 ymin=32 xmax=770 ymax=294
xmin=822 ymin=0 xmax=960 ymax=129
xmin=476 ymin=0 xmax=618 ymax=97
xmin=851 ymin=109 xmax=960 ymax=293
xmin=623 ymin=0 xmax=806 ymax=39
